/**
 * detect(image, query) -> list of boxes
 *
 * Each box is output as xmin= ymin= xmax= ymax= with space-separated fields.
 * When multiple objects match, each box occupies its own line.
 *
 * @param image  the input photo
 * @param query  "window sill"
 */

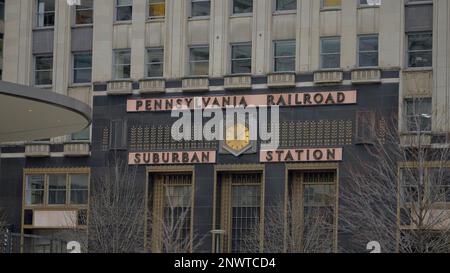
xmin=357 ymin=5 xmax=381 ymax=10
xmin=230 ymin=13 xmax=253 ymax=18
xmin=320 ymin=8 xmax=341 ymax=12
xmin=188 ymin=16 xmax=210 ymax=21
xmin=34 ymin=84 xmax=53 ymax=89
xmin=146 ymin=17 xmax=165 ymax=23
xmin=72 ymin=24 xmax=93 ymax=28
xmin=113 ymin=20 xmax=132 ymax=26
xmin=69 ymin=83 xmax=92 ymax=88
xmin=272 ymin=10 xmax=297 ymax=16
xmin=403 ymin=67 xmax=433 ymax=72
xmin=33 ymin=26 xmax=55 ymax=31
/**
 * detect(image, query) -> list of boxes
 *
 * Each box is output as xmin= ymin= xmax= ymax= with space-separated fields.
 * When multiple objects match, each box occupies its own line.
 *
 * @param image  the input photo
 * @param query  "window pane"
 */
xmin=275 ymin=57 xmax=295 ymax=72
xmin=408 ymin=33 xmax=432 ymax=51
xmin=359 ymin=0 xmax=381 ymax=6
xmin=147 ymin=48 xmax=164 ymax=77
xmin=76 ymin=9 xmax=93 ymax=25
xmin=26 ymin=175 xmax=45 ymax=206
xmin=70 ymin=174 xmax=89 ymax=205
xmin=190 ymin=47 xmax=209 ymax=61
xmin=232 ymin=44 xmax=252 ymax=59
xmin=35 ymin=71 xmax=52 ymax=85
xmin=148 ymin=64 xmax=163 ymax=77
xmin=117 ymin=0 xmax=132 ymax=5
xmin=322 ymin=0 xmax=341 ymax=8
xmin=408 ymin=51 xmax=432 ymax=68
xmin=233 ymin=0 xmax=253 ymax=14
xmin=37 ymin=0 xmax=55 ymax=27
xmin=74 ymin=53 xmax=92 ymax=69
xmin=191 ymin=0 xmax=210 ymax=17
xmin=321 ymin=54 xmax=340 ymax=69
xmin=48 ymin=174 xmax=67 ymax=205
xmin=232 ymin=60 xmax=252 ymax=74
xmin=359 ymin=36 xmax=378 ymax=51
xmin=359 ymin=52 xmax=378 ymax=67
xmin=148 ymin=49 xmax=164 ymax=63
xmin=36 ymin=56 xmax=53 ymax=70
xmin=190 ymin=62 xmax=209 ymax=75
xmin=276 ymin=0 xmax=297 ymax=11
xmin=149 ymin=0 xmax=165 ymax=17
xmin=115 ymin=50 xmax=131 ymax=65
xmin=78 ymin=0 xmax=93 ymax=9
xmin=115 ymin=65 xmax=131 ymax=79
xmin=321 ymin=38 xmax=340 ymax=54
xmin=116 ymin=6 xmax=132 ymax=21
xmin=274 ymin=41 xmax=295 ymax=57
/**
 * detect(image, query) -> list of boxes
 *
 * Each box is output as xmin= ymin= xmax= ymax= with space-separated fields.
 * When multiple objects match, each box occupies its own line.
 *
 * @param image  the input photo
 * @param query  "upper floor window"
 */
xmin=405 ymin=98 xmax=432 ymax=132
xmin=358 ymin=35 xmax=379 ymax=67
xmin=191 ymin=0 xmax=210 ymax=17
xmin=359 ymin=0 xmax=381 ymax=7
xmin=233 ymin=0 xmax=253 ymax=15
xmin=25 ymin=172 xmax=89 ymax=206
xmin=73 ymin=52 xmax=92 ymax=84
xmin=75 ymin=0 xmax=94 ymax=25
xmin=146 ymin=48 xmax=164 ymax=78
xmin=275 ymin=0 xmax=297 ymax=11
xmin=189 ymin=46 xmax=210 ymax=76
xmin=36 ymin=0 xmax=55 ymax=27
xmin=320 ymin=37 xmax=340 ymax=69
xmin=231 ymin=43 xmax=252 ymax=74
xmin=34 ymin=55 xmax=53 ymax=86
xmin=149 ymin=0 xmax=165 ymax=19
xmin=407 ymin=32 xmax=432 ymax=68
xmin=116 ymin=0 xmax=132 ymax=21
xmin=114 ymin=49 xmax=131 ymax=79
xmin=273 ymin=40 xmax=296 ymax=72
xmin=321 ymin=0 xmax=341 ymax=9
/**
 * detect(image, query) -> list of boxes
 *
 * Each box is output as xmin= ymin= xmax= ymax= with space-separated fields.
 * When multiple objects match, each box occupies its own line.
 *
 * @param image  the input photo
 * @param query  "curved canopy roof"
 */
xmin=0 ymin=81 xmax=92 ymax=143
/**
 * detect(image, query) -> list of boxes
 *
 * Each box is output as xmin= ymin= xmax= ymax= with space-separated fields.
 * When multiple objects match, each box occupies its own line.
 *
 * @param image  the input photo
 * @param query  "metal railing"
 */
xmin=1 ymin=230 xmax=68 ymax=254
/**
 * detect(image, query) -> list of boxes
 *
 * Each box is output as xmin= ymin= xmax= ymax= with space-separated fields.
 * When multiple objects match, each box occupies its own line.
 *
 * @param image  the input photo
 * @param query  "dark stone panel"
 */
xmin=93 ymin=83 xmax=107 ymax=92
xmin=71 ymin=26 xmax=93 ymax=52
xmin=209 ymin=78 xmax=225 ymax=86
xmin=165 ymin=80 xmax=182 ymax=88
xmin=381 ymin=70 xmax=400 ymax=79
xmin=50 ymin=144 xmax=64 ymax=153
xmin=405 ymin=4 xmax=433 ymax=32
xmin=33 ymin=29 xmax=54 ymax=54
xmin=1 ymin=146 xmax=26 ymax=153
xmin=296 ymin=73 xmax=314 ymax=82
xmin=252 ymin=76 xmax=267 ymax=84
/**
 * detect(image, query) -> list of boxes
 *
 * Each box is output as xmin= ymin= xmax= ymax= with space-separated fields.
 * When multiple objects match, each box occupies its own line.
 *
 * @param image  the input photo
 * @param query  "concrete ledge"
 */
xmin=351 ymin=69 xmax=381 ymax=84
xmin=224 ymin=75 xmax=252 ymax=90
xmin=182 ymin=77 xmax=210 ymax=92
xmin=107 ymin=80 xmax=133 ymax=95
xmin=139 ymin=79 xmax=166 ymax=94
xmin=63 ymin=143 xmax=90 ymax=157
xmin=25 ymin=144 xmax=51 ymax=157
xmin=267 ymin=73 xmax=296 ymax=88
xmin=314 ymin=70 xmax=343 ymax=84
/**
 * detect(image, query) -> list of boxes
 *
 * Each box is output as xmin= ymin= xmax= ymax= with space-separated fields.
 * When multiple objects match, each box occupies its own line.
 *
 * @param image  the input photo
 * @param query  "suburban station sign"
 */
xmin=260 ymin=148 xmax=343 ymax=163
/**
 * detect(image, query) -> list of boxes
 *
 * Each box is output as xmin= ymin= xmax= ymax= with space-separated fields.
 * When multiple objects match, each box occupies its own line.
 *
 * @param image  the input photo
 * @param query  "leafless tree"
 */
xmin=0 ymin=208 xmax=8 ymax=232
xmin=88 ymin=152 xmax=145 ymax=253
xmin=147 ymin=185 xmax=205 ymax=253
xmin=340 ymin=98 xmax=450 ymax=253
xmin=241 ymin=198 xmax=335 ymax=253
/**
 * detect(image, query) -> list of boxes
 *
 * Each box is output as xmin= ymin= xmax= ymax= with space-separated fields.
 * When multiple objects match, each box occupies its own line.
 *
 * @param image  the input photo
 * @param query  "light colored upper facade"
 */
xmin=2 ymin=0 xmax=450 ymax=142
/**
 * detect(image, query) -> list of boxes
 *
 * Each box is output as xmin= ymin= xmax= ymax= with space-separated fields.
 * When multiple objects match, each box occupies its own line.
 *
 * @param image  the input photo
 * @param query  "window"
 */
xmin=405 ymin=98 xmax=432 ymax=132
xmin=191 ymin=0 xmax=210 ymax=17
xmin=75 ymin=0 xmax=93 ymax=25
xmin=25 ymin=175 xmax=45 ymax=205
xmin=113 ymin=49 xmax=131 ymax=79
xmin=359 ymin=0 xmax=381 ymax=6
xmin=0 ymin=0 xmax=5 ymax=21
xmin=275 ymin=0 xmax=297 ymax=11
xmin=407 ymin=32 xmax=432 ymax=68
xmin=149 ymin=173 xmax=193 ymax=252
xmin=73 ymin=52 xmax=92 ymax=84
xmin=189 ymin=46 xmax=209 ymax=76
xmin=217 ymin=172 xmax=262 ymax=253
xmin=36 ymin=0 xmax=55 ymax=27
xmin=273 ymin=40 xmax=296 ymax=72
xmin=34 ymin=55 xmax=53 ymax=86
xmin=358 ymin=35 xmax=379 ymax=67
xmin=288 ymin=170 xmax=336 ymax=252
xmin=428 ymin=169 xmax=450 ymax=203
xmin=146 ymin=48 xmax=164 ymax=78
xmin=71 ymin=127 xmax=90 ymax=141
xmin=116 ymin=0 xmax=133 ymax=21
xmin=48 ymin=174 xmax=67 ymax=205
xmin=70 ymin=174 xmax=89 ymax=205
xmin=231 ymin=43 xmax=252 ymax=74
xmin=233 ymin=0 xmax=253 ymax=14
xmin=320 ymin=37 xmax=341 ymax=69
xmin=25 ymin=172 xmax=89 ymax=207
xmin=321 ymin=0 xmax=341 ymax=9
xmin=149 ymin=0 xmax=165 ymax=18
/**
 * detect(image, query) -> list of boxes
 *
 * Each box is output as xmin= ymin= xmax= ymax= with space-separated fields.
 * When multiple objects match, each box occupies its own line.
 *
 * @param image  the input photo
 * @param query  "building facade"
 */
xmin=1 ymin=0 xmax=449 ymax=253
